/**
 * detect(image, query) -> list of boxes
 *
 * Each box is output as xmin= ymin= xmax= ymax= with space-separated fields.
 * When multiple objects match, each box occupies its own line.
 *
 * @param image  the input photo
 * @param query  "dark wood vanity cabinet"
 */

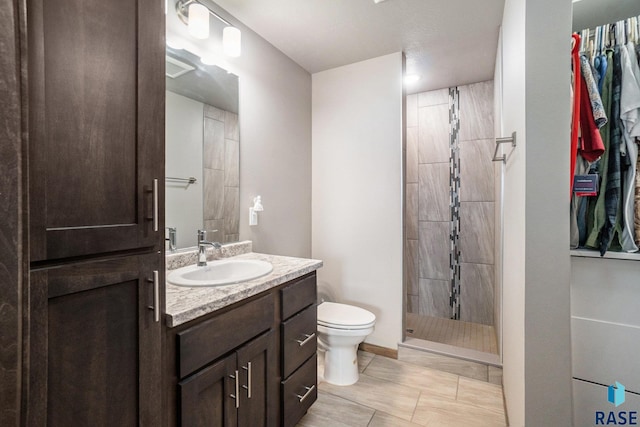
xmin=18 ymin=0 xmax=166 ymax=424
xmin=280 ymin=275 xmax=318 ymax=427
xmin=180 ymin=330 xmax=276 ymax=427
xmin=166 ymin=273 xmax=318 ymax=427
xmin=26 ymin=253 xmax=164 ymax=426
xmin=27 ymin=0 xmax=165 ymax=262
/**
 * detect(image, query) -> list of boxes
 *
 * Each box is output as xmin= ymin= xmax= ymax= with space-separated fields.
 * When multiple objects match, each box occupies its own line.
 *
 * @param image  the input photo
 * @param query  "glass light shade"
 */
xmin=200 ymin=54 xmax=217 ymax=66
xmin=223 ymin=27 xmax=241 ymax=57
xmin=188 ymin=3 xmax=209 ymax=39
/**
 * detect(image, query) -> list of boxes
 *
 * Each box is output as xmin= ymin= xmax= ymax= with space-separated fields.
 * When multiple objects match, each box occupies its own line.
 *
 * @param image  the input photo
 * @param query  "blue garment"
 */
xmin=597 ymin=55 xmax=608 ymax=95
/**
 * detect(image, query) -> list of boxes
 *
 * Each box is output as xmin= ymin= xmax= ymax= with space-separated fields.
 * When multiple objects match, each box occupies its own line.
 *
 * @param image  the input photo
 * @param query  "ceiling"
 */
xmin=210 ymin=0 xmax=505 ymax=94
xmin=572 ymin=0 xmax=640 ymax=32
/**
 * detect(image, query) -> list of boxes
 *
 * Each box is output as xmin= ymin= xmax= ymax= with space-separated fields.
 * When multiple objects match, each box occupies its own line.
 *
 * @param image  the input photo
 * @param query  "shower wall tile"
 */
xmin=203 ymin=168 xmax=224 ymax=220
xmin=460 ymin=263 xmax=494 ymax=325
xmin=407 ymin=94 xmax=418 ymax=127
xmin=224 ymin=111 xmax=239 ymax=141
xmin=224 ymin=234 xmax=239 ymax=243
xmin=224 ymin=139 xmax=239 ymax=187
xmin=419 ymin=163 xmax=450 ymax=222
xmin=407 ymin=127 xmax=419 ymax=183
xmin=406 ymin=183 xmax=418 ymax=240
xmin=460 ymin=139 xmax=495 ymax=202
xmin=407 ymin=295 xmax=419 ymax=314
xmin=459 ymin=202 xmax=494 ymax=265
xmin=459 ymin=81 xmax=494 ymax=142
xmin=418 ymin=88 xmax=449 ymax=107
xmin=223 ymin=187 xmax=240 ymax=235
xmin=203 ymin=118 xmax=225 ymax=170
xmin=419 ymin=279 xmax=451 ymax=318
xmin=203 ymin=220 xmax=223 ymax=243
xmin=204 ymin=104 xmax=225 ymax=121
xmin=419 ymin=221 xmax=449 ymax=280
xmin=418 ymin=104 xmax=450 ymax=164
xmin=405 ymin=239 xmax=419 ymax=296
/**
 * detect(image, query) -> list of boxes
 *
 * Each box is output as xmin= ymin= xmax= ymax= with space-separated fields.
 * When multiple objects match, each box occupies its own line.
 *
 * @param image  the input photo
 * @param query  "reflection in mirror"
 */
xmin=165 ymin=47 xmax=239 ymax=250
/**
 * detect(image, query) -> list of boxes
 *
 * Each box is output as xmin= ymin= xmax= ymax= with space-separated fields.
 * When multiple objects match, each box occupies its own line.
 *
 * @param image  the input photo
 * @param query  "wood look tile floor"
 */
xmin=406 ymin=313 xmax=498 ymax=355
xmin=297 ymin=351 xmax=506 ymax=427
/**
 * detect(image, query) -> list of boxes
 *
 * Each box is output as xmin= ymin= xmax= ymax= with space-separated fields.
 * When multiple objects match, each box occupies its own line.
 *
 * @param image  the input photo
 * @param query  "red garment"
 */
xmin=579 ymin=75 xmax=605 ymax=162
xmin=571 ymin=33 xmax=581 ymax=197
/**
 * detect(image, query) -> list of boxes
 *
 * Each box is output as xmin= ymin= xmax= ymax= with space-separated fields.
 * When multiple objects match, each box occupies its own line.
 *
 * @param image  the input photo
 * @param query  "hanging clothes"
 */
xmin=585 ymin=49 xmax=615 ymax=250
xmin=571 ymin=33 xmax=582 ymax=197
xmin=579 ymin=56 xmax=606 ymax=161
xmin=597 ymin=46 xmax=624 ymax=256
xmin=581 ymin=55 xmax=608 ymax=129
xmin=616 ymin=42 xmax=640 ymax=252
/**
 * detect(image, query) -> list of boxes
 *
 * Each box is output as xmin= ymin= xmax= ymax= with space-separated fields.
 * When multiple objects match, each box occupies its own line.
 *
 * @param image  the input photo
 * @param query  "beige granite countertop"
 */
xmin=165 ymin=252 xmax=322 ymax=327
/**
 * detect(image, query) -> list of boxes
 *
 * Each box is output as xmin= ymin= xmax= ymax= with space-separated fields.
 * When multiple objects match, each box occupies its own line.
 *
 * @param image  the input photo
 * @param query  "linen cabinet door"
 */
xmin=179 ymin=355 xmax=239 ymax=427
xmin=24 ymin=253 xmax=163 ymax=427
xmin=27 ymin=0 xmax=165 ymax=262
xmin=236 ymin=330 xmax=278 ymax=427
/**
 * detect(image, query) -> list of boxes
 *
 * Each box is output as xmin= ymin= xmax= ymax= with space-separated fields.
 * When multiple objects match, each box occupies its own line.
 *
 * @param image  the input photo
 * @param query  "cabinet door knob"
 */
xmin=295 ymin=333 xmax=316 ymax=347
xmin=229 ymin=370 xmax=240 ymax=408
xmin=241 ymin=362 xmax=252 ymax=398
xmin=296 ymin=385 xmax=316 ymax=403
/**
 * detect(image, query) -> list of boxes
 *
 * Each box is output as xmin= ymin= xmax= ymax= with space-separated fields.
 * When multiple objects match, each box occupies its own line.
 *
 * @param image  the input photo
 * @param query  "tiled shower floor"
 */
xmin=406 ymin=313 xmax=498 ymax=355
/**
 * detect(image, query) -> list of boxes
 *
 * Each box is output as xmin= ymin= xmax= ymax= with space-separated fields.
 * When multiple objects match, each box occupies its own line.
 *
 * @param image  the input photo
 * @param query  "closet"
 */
xmin=570 ymin=6 xmax=640 ymax=424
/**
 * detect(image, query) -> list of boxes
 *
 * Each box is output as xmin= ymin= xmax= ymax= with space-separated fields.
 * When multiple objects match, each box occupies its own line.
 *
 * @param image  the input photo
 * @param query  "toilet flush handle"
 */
xmin=296 ymin=333 xmax=316 ymax=347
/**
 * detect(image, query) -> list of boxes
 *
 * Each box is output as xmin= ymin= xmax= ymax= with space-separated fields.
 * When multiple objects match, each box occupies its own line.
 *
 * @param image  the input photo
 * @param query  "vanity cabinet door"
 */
xmin=179 ymin=354 xmax=239 ymax=427
xmin=27 ymin=0 xmax=165 ymax=262
xmin=237 ymin=330 xmax=278 ymax=427
xmin=24 ymin=253 xmax=163 ymax=427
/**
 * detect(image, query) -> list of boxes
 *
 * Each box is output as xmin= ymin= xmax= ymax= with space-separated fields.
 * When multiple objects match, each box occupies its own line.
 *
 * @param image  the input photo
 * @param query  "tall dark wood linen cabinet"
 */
xmin=0 ymin=0 xmax=165 ymax=424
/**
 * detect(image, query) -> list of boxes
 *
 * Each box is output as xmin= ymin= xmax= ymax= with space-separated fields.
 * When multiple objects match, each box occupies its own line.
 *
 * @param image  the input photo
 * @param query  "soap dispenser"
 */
xmin=249 ymin=196 xmax=264 ymax=226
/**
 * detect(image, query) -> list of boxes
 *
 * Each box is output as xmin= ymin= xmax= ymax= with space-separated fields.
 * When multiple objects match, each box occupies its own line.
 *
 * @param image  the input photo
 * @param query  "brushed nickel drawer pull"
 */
xmin=296 ymin=333 xmax=316 ymax=347
xmin=147 ymin=270 xmax=160 ymax=322
xmin=153 ymin=179 xmax=159 ymax=232
xmin=241 ymin=362 xmax=252 ymax=398
xmin=229 ymin=370 xmax=240 ymax=408
xmin=296 ymin=385 xmax=315 ymax=403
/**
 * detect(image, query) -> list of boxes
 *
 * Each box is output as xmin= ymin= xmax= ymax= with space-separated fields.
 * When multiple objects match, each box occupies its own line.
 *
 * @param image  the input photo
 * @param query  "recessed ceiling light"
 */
xmin=404 ymin=74 xmax=421 ymax=85
xmin=373 ymin=0 xmax=387 ymax=3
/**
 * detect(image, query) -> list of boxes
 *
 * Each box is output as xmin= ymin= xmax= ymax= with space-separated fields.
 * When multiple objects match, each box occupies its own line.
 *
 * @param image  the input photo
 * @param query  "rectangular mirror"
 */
xmin=165 ymin=47 xmax=240 ymax=250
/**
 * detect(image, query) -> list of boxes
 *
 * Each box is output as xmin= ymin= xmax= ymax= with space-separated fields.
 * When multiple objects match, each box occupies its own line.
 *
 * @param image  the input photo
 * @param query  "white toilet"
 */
xmin=317 ymin=302 xmax=376 ymax=386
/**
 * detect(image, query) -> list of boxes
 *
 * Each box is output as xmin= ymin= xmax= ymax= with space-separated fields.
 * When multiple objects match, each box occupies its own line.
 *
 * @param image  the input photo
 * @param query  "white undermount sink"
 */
xmin=167 ymin=259 xmax=273 ymax=287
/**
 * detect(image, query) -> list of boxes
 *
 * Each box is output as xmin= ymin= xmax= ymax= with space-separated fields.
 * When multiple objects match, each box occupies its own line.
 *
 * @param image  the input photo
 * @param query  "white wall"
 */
xmin=165 ymin=91 xmax=204 ymax=249
xmin=204 ymin=1 xmax=313 ymax=258
xmin=498 ymin=0 xmax=573 ymax=425
xmin=312 ymin=53 xmax=404 ymax=350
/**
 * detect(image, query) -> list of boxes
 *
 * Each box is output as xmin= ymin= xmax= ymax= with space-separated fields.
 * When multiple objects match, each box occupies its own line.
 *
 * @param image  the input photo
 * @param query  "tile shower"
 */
xmin=203 ymin=104 xmax=240 ymax=244
xmin=405 ymin=81 xmax=498 ymax=354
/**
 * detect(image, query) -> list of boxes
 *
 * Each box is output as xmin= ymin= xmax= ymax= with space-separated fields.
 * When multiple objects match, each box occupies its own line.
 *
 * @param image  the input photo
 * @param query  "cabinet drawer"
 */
xmin=282 ymin=304 xmax=317 ymax=378
xmin=281 ymin=273 xmax=316 ymax=320
xmin=178 ymin=293 xmax=274 ymax=378
xmin=282 ymin=354 xmax=317 ymax=427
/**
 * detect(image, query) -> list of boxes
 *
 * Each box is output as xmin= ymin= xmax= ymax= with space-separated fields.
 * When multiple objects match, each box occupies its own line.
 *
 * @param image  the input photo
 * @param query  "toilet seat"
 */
xmin=317 ymin=302 xmax=376 ymax=330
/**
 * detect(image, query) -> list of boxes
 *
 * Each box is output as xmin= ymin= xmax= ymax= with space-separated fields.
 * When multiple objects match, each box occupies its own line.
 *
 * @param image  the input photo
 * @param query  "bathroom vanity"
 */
xmin=164 ymin=248 xmax=322 ymax=427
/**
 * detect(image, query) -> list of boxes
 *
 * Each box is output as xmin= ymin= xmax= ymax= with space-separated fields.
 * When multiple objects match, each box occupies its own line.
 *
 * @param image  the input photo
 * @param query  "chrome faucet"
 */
xmin=197 ymin=229 xmax=221 ymax=267
xmin=166 ymin=227 xmax=177 ymax=252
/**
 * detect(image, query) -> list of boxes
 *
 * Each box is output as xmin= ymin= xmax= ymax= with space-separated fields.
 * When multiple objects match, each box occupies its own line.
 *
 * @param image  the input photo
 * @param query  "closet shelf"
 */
xmin=570 ymin=249 xmax=640 ymax=262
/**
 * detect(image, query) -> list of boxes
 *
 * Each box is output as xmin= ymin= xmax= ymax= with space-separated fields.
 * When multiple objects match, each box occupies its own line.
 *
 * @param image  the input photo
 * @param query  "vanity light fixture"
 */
xmin=404 ymin=74 xmax=421 ymax=85
xmin=176 ymin=0 xmax=242 ymax=57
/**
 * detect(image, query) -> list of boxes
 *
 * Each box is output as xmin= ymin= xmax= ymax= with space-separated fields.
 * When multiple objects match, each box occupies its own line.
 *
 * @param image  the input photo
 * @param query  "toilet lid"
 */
xmin=317 ymin=302 xmax=376 ymax=329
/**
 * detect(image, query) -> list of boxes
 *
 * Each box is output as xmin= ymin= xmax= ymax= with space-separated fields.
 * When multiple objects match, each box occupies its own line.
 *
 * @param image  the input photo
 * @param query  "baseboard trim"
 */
xmin=359 ymin=343 xmax=398 ymax=359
